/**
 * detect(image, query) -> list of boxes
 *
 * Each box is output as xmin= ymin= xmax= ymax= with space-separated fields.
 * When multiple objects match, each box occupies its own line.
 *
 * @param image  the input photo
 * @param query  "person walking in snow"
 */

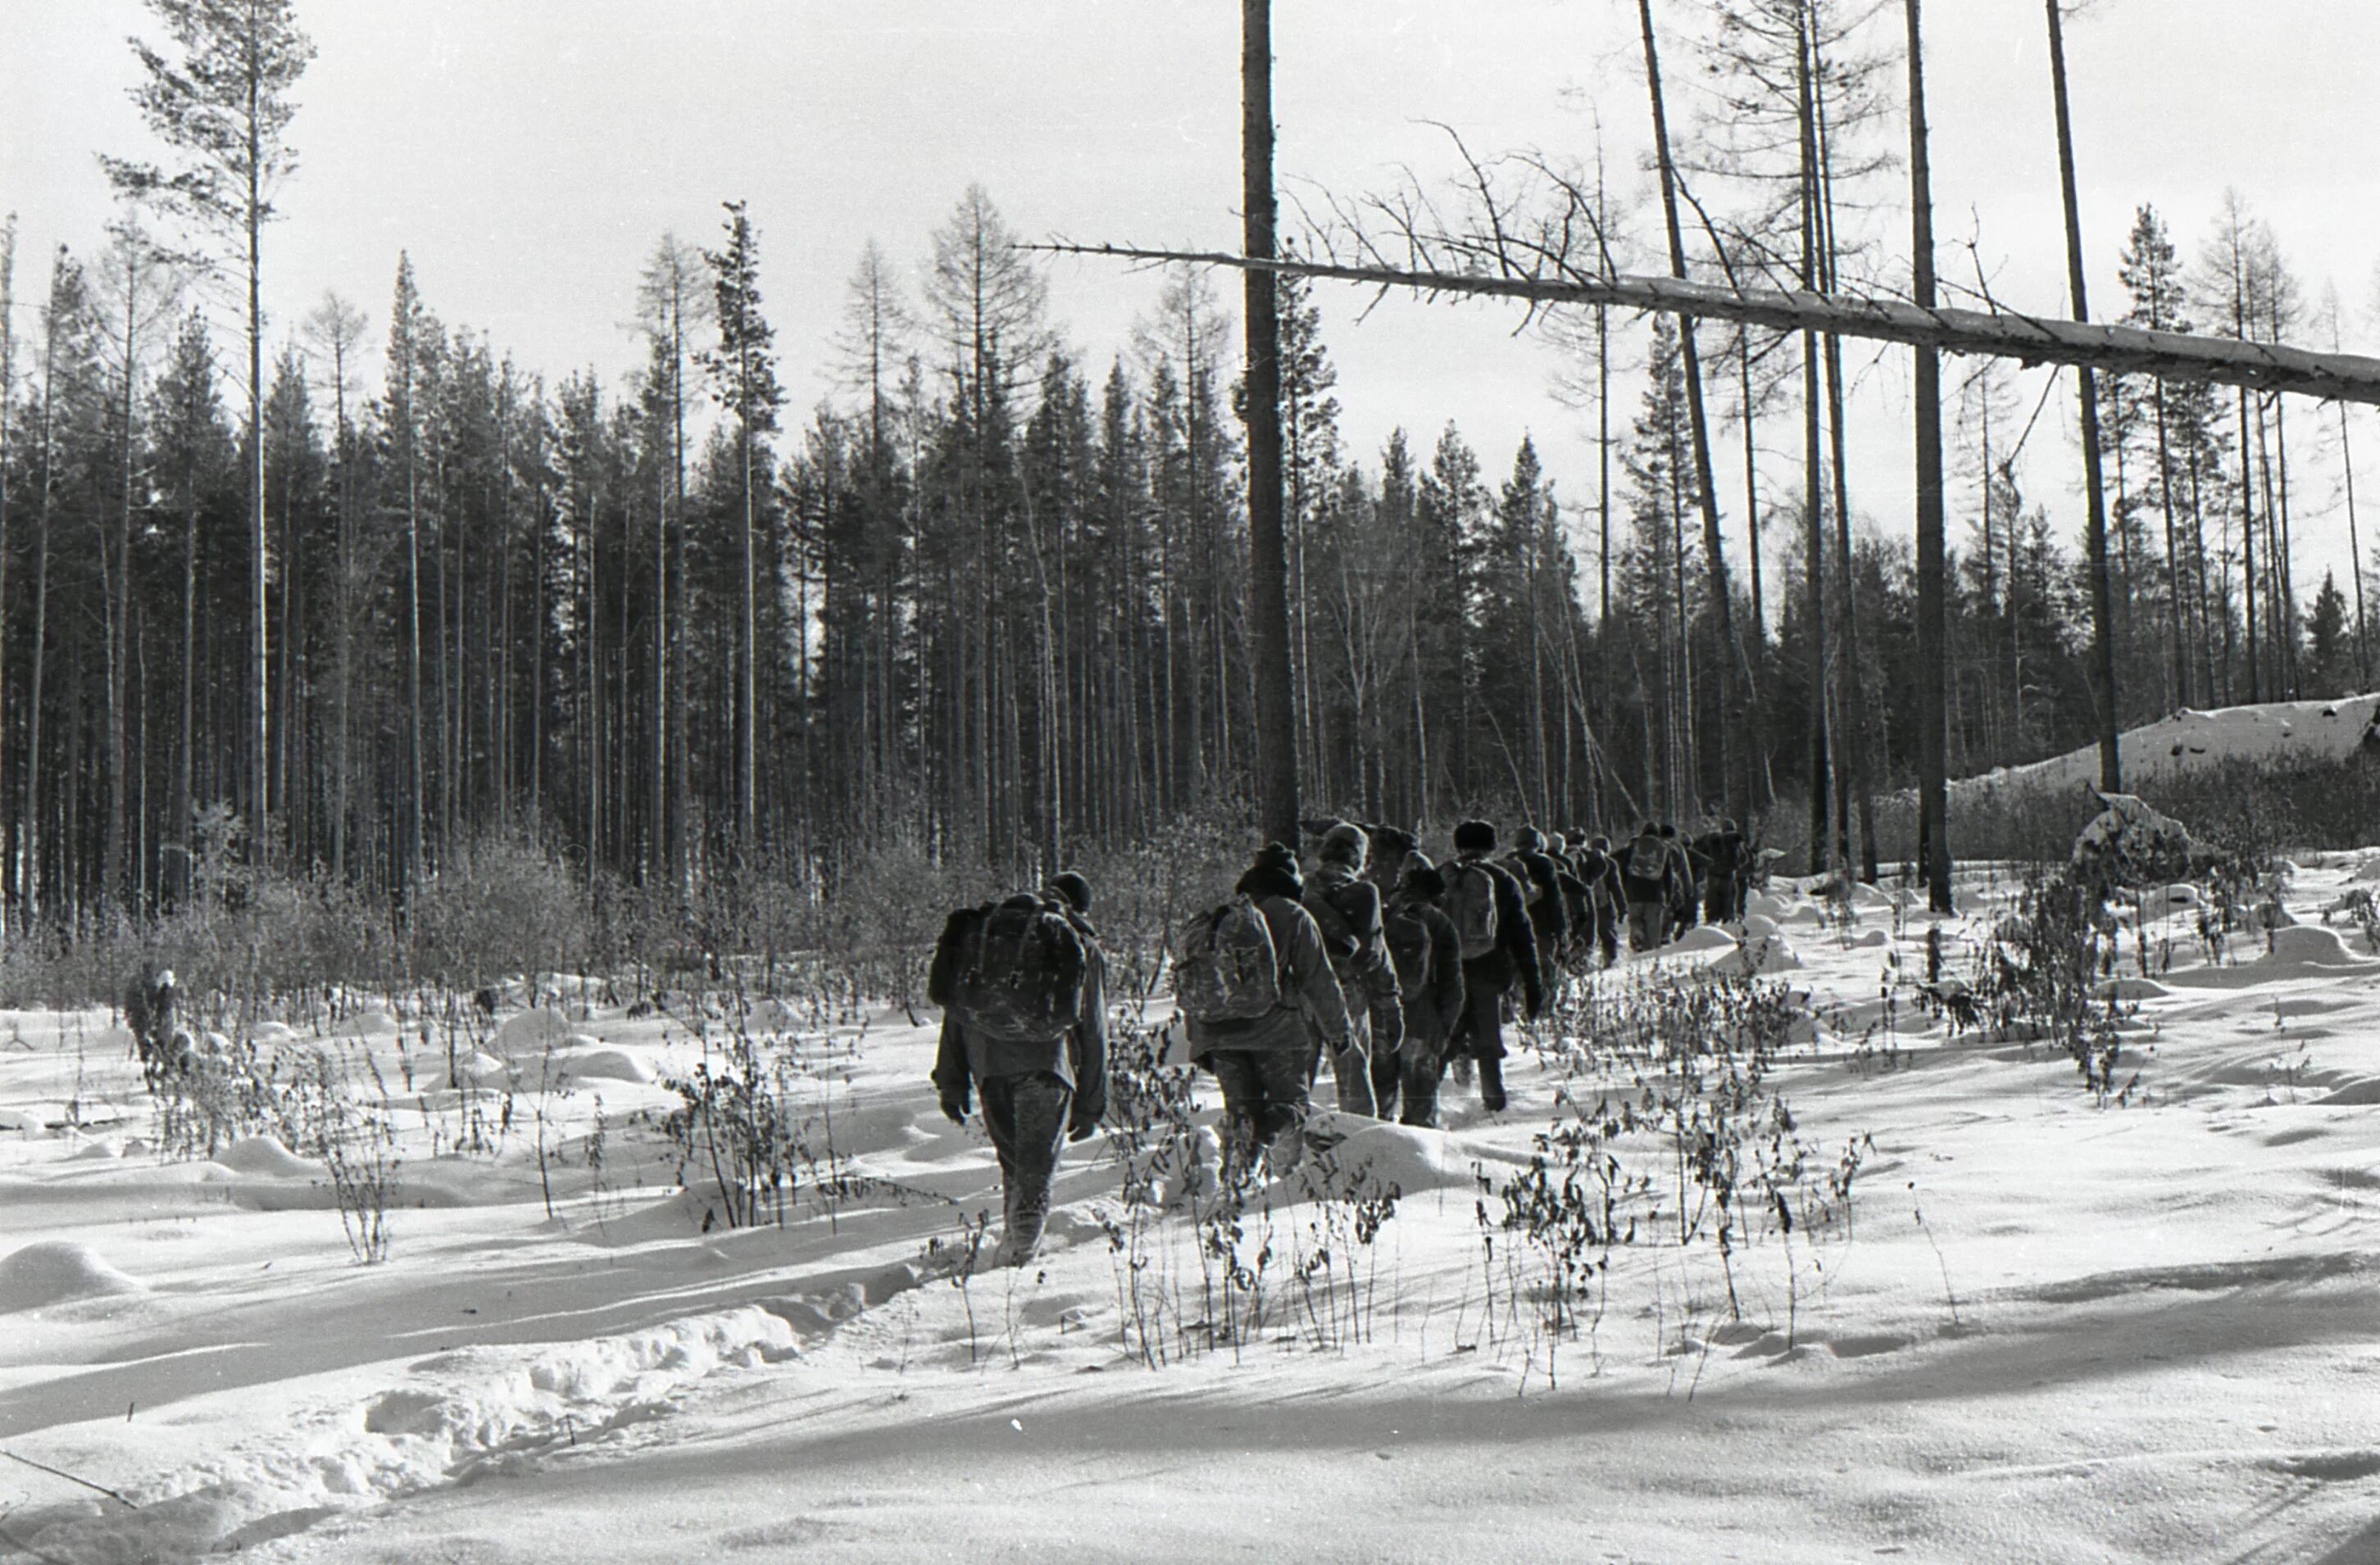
xmin=1381 ymin=853 xmax=1469 ymax=1127
xmin=932 ymin=873 xmax=1108 ymax=1266
xmin=1438 ymin=820 xmax=1543 ymax=1114
xmin=1177 ymin=842 xmax=1355 ymax=1178
xmin=1619 ymin=821 xmax=1672 ymax=952
xmin=1303 ymin=822 xmax=1397 ymax=1118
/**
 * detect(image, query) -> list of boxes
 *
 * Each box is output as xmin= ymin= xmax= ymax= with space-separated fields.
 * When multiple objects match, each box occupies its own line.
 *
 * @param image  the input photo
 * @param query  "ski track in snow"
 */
xmin=9 ymin=839 xmax=2380 ymax=1555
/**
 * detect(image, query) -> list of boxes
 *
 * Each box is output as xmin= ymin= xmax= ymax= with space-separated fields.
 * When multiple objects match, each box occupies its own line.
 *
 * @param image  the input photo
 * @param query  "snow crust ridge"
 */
xmin=9 ymin=1306 xmax=801 ymax=1561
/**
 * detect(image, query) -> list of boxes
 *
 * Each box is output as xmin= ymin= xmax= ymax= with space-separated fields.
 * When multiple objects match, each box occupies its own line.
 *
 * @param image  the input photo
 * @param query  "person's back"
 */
xmin=1619 ymin=825 xmax=1670 ymax=951
xmin=1383 ymin=855 xmax=1468 ymax=1126
xmin=1303 ymin=823 xmax=1396 ymax=1117
xmin=930 ymin=877 xmax=1106 ymax=1265
xmin=1441 ymin=822 xmax=1543 ymax=1114
xmin=1181 ymin=844 xmax=1354 ymax=1173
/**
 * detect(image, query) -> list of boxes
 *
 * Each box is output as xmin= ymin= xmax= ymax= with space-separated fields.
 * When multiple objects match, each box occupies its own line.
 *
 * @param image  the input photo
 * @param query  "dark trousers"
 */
xmin=1705 ymin=874 xmax=1739 ymax=926
xmin=1447 ymin=971 xmax=1510 ymax=1063
xmin=1392 ymin=1022 xmax=1451 ymax=1127
xmin=1203 ymin=1045 xmax=1316 ymax=1172
xmin=979 ymin=1072 xmax=1072 ymax=1252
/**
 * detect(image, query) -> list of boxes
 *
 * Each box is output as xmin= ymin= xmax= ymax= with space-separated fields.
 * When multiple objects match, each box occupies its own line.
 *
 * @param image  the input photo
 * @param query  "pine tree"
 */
xmin=106 ymin=0 xmax=315 ymax=851
xmin=701 ymin=202 xmax=782 ymax=860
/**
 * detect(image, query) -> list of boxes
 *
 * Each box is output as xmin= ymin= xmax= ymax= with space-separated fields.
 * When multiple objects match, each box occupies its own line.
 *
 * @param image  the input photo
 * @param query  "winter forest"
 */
xmin=11 ymin=4 xmax=2380 ymax=1560
xmin=6 ymin=0 xmax=2374 ymax=939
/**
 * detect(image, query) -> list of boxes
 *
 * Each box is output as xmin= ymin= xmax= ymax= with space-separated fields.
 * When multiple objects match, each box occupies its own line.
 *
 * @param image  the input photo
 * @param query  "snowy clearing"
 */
xmin=4 ymin=860 xmax=2380 ymax=1563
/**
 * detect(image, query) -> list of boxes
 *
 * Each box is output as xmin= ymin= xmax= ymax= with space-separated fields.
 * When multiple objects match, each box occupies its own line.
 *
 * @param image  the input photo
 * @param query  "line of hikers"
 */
xmin=925 ymin=814 xmax=1755 ymax=1265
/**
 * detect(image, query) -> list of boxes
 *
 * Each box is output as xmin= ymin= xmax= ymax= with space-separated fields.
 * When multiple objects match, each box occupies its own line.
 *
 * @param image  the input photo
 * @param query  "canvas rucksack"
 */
xmin=1626 ymin=834 xmax=1669 ymax=884
xmin=954 ymin=895 xmax=1088 ymax=1043
xmin=1445 ymin=860 xmax=1500 ymax=961
xmin=927 ymin=902 xmax=993 ymax=1009
xmin=1382 ymin=902 xmax=1433 ymax=991
xmin=1174 ymin=896 xmax=1283 ymax=1024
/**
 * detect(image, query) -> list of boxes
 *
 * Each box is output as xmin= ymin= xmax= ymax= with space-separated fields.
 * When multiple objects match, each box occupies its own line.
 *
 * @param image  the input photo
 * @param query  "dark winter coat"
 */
xmin=1384 ymin=896 xmax=1466 ymax=1046
xmin=1304 ymin=862 xmax=1402 ymax=1008
xmin=1450 ymin=851 xmax=1544 ymax=1018
xmin=933 ymin=903 xmax=1109 ymax=1131
xmin=1619 ymin=832 xmax=1671 ymax=905
xmin=1504 ymin=848 xmax=1570 ymax=951
xmin=1184 ymin=864 xmax=1353 ymax=1061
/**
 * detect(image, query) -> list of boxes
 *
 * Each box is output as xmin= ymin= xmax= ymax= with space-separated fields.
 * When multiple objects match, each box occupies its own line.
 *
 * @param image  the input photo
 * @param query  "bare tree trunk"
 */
xmin=2045 ymin=0 xmax=2121 ymax=790
xmin=1906 ymin=0 xmax=1952 ymax=912
xmin=1637 ymin=0 xmax=1751 ymax=823
xmin=1245 ymin=0 xmax=1300 ymax=846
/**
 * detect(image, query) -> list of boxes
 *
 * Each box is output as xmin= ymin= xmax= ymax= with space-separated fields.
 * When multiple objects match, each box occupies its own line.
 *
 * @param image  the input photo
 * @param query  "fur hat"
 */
xmin=1401 ymin=852 xmax=1447 ymax=900
xmin=1046 ymin=872 xmax=1092 ymax=915
xmin=1451 ymin=819 xmax=1497 ymax=854
xmin=1319 ymin=821 xmax=1369 ymax=869
xmin=1515 ymin=826 xmax=1545 ymax=851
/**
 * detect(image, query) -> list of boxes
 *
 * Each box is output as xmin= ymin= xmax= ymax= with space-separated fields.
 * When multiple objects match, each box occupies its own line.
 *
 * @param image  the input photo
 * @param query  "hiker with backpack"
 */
xmin=1571 ymin=832 xmax=1624 ymax=967
xmin=929 ymin=874 xmax=1108 ymax=1267
xmin=1438 ymin=820 xmax=1543 ymax=1114
xmin=1506 ymin=827 xmax=1570 ymax=982
xmin=1619 ymin=822 xmax=1673 ymax=952
xmin=1175 ymin=842 xmax=1356 ymax=1177
xmin=1381 ymin=853 xmax=1469 ymax=1127
xmin=1697 ymin=818 xmax=1749 ymax=926
xmin=1303 ymin=823 xmax=1397 ymax=1118
xmin=1660 ymin=823 xmax=1702 ymax=941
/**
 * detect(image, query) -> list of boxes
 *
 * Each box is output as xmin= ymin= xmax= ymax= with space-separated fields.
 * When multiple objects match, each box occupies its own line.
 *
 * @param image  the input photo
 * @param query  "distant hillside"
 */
xmin=1951 ymin=694 xmax=2380 ymax=804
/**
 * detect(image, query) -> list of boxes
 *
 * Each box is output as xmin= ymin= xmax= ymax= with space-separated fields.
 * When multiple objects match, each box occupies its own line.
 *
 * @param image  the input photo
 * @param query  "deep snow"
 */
xmin=4 ymin=857 xmax=2380 ymax=1562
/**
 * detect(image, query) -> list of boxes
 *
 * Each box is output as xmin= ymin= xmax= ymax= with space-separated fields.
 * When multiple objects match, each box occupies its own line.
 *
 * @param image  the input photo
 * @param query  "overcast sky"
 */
xmin=9 ymin=1 xmax=2379 ymax=621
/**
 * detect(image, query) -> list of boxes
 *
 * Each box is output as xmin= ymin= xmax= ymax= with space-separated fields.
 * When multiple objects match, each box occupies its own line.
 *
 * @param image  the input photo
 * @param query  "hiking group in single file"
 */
xmin=929 ymin=815 xmax=1754 ymax=1264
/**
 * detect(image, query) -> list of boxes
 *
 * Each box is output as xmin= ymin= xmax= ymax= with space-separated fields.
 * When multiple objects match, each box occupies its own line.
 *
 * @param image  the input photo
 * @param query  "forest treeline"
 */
xmin=2 ymin=0 xmax=2373 ymax=933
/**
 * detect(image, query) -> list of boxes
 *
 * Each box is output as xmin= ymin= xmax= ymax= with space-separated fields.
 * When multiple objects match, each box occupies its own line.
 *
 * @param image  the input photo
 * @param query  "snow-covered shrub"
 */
xmin=407 ymin=832 xmax=588 ymax=996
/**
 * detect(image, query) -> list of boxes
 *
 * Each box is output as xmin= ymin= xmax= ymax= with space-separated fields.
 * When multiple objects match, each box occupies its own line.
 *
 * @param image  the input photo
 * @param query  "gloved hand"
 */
xmin=1523 ymin=984 xmax=1547 ymax=1023
xmin=938 ymin=1090 xmax=970 ymax=1125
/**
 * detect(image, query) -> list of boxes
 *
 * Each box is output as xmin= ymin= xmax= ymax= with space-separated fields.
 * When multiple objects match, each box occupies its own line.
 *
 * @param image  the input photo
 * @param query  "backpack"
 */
xmin=1445 ymin=860 xmax=1500 ymax=960
xmin=1174 ymin=896 xmax=1283 ymax=1024
xmin=954 ymin=896 xmax=1087 ymax=1043
xmin=1627 ymin=835 xmax=1669 ymax=883
xmin=1382 ymin=903 xmax=1433 ymax=991
xmin=926 ymin=902 xmax=992 ymax=1009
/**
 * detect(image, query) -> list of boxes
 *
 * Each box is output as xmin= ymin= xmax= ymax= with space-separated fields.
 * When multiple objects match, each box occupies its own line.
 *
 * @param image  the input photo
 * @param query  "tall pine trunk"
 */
xmin=1244 ymin=0 xmax=1299 ymax=846
xmin=1906 ymin=0 xmax=1953 ymax=912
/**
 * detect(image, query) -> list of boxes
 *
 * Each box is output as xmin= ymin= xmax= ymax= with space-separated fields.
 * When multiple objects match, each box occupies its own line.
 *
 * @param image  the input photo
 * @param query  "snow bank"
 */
xmin=214 ymin=1135 xmax=322 ymax=1178
xmin=12 ymin=1307 xmax=801 ymax=1564
xmin=0 ymin=1241 xmax=144 ymax=1310
xmin=1707 ymin=934 xmax=1804 ymax=977
xmin=547 ymin=1046 xmax=656 ymax=1085
xmin=1666 ymin=926 xmax=1737 ymax=955
xmin=1953 ymin=693 xmax=2380 ymax=803
xmin=493 ymin=1007 xmax=572 ymax=1057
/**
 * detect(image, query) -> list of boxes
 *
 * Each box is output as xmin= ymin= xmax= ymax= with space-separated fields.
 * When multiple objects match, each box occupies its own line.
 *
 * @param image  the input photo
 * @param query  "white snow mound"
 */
xmin=1709 ymin=934 xmax=1803 ymax=977
xmin=2259 ymin=926 xmax=2373 ymax=969
xmin=212 ymin=1135 xmax=321 ymax=1177
xmin=0 ymin=1241 xmax=144 ymax=1310
xmin=494 ymin=1007 xmax=573 ymax=1056
xmin=1667 ymin=925 xmax=1738 ymax=955
xmin=550 ymin=1046 xmax=656 ymax=1085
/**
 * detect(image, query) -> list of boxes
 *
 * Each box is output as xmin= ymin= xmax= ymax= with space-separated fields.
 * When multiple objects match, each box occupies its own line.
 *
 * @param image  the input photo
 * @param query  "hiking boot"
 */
xmin=1479 ymin=1058 xmax=1507 ymax=1114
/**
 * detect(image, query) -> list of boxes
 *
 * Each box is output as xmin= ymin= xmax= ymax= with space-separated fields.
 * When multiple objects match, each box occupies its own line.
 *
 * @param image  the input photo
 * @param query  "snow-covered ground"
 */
xmin=1951 ymin=693 xmax=2380 ymax=805
xmin=7 ymin=858 xmax=2380 ymax=1563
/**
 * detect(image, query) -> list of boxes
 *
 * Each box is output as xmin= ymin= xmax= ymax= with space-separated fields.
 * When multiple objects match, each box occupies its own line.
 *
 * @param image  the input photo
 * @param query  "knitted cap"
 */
xmin=1515 ymin=826 xmax=1545 ymax=851
xmin=1401 ymin=851 xmax=1447 ymax=899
